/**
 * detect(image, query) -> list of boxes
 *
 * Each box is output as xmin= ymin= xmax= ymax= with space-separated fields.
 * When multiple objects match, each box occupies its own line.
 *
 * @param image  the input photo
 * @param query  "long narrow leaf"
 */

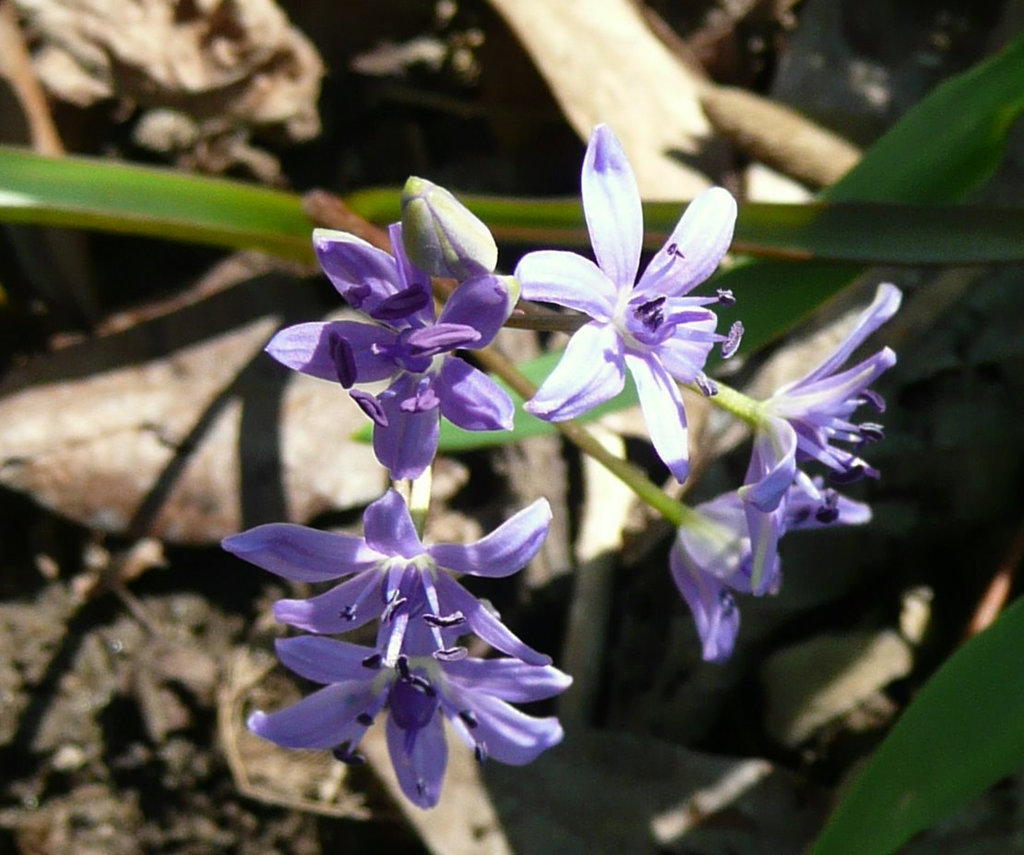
xmin=0 ymin=147 xmax=313 ymax=262
xmin=811 ymin=596 xmax=1024 ymax=855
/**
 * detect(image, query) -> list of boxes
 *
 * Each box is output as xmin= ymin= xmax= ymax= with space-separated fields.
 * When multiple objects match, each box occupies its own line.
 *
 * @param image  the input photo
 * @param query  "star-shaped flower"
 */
xmin=222 ymin=489 xmax=553 ymax=665
xmin=249 ymin=626 xmax=570 ymax=808
xmin=514 ymin=124 xmax=738 ymax=481
xmin=739 ymin=283 xmax=901 ymax=522
xmin=266 ymin=223 xmax=516 ymax=479
xmin=671 ymin=479 xmax=871 ymax=662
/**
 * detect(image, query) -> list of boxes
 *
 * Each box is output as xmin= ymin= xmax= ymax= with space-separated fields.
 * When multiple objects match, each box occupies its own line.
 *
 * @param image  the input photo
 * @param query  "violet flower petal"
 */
xmin=221 ymin=524 xmax=379 ymax=582
xmin=446 ymin=690 xmax=564 ymax=766
xmin=266 ymin=321 xmax=397 ymax=383
xmin=738 ymin=417 xmax=798 ymax=513
xmin=582 ymin=124 xmax=642 ymax=287
xmin=273 ymin=571 xmax=381 ymax=633
xmin=437 ymin=274 xmax=515 ymax=347
xmin=788 ymin=283 xmax=902 ymax=389
xmin=248 ymin=682 xmax=378 ymax=749
xmin=514 ymin=250 xmax=617 ymax=319
xmin=312 ymin=229 xmax=409 ymax=313
xmin=436 ymin=356 xmax=515 ymax=432
xmin=373 ymin=377 xmax=441 ymax=480
xmin=433 ymin=573 xmax=551 ymax=665
xmin=443 ymin=658 xmax=571 ymax=703
xmin=525 ymin=322 xmax=625 ymax=421
xmin=363 ymin=490 xmax=425 ymax=559
xmin=275 ymin=635 xmax=378 ymax=684
xmin=386 ymin=709 xmax=448 ymax=808
xmin=669 ymin=544 xmax=740 ymax=663
xmin=428 ymin=498 xmax=551 ymax=578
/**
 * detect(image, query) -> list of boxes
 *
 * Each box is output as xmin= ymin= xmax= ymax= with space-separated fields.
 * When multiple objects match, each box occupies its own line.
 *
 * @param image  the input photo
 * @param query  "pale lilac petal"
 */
xmin=275 ymin=636 xmax=377 ymax=684
xmin=744 ymin=503 xmax=783 ymax=596
xmin=386 ymin=710 xmax=447 ymax=808
xmin=656 ymin=315 xmax=718 ymax=383
xmin=222 ymin=524 xmax=378 ymax=582
xmin=438 ymin=274 xmax=514 ymax=347
xmin=266 ymin=321 xmax=397 ymax=383
xmin=363 ymin=490 xmax=423 ymax=558
xmin=436 ymin=357 xmax=514 ymax=431
xmin=443 ymin=659 xmax=571 ymax=703
xmin=515 ymin=250 xmax=618 ymax=319
xmin=738 ymin=417 xmax=798 ymax=513
xmin=373 ymin=379 xmax=441 ymax=480
xmin=525 ymin=322 xmax=625 ymax=421
xmin=791 ymin=283 xmax=902 ymax=388
xmin=433 ymin=573 xmax=550 ymax=665
xmin=429 ymin=498 xmax=551 ymax=578
xmin=273 ymin=572 xmax=381 ymax=633
xmin=778 ymin=349 xmax=897 ymax=420
xmin=625 ymin=353 xmax=690 ymax=482
xmin=248 ymin=682 xmax=378 ymax=749
xmin=582 ymin=125 xmax=642 ymax=287
xmin=636 ymin=187 xmax=737 ymax=297
xmin=669 ymin=544 xmax=740 ymax=663
xmin=447 ymin=691 xmax=563 ymax=765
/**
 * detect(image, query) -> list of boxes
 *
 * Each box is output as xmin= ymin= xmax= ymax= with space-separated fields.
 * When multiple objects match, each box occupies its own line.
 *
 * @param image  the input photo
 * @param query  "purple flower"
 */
xmin=248 ymin=626 xmax=570 ymax=808
xmin=671 ymin=479 xmax=870 ymax=662
xmin=739 ymin=283 xmax=901 ymax=518
xmin=514 ymin=124 xmax=738 ymax=482
xmin=222 ymin=489 xmax=553 ymax=665
xmin=266 ymin=224 xmax=516 ymax=479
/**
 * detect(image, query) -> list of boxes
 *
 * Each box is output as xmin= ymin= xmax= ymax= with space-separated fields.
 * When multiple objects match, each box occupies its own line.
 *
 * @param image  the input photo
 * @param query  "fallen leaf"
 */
xmin=486 ymin=0 xmax=725 ymax=199
xmin=0 ymin=276 xmax=386 ymax=544
xmin=485 ymin=728 xmax=825 ymax=854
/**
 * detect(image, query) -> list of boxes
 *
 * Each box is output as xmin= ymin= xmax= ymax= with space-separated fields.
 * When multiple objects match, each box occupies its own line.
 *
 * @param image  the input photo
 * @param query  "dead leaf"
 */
xmin=15 ymin=0 xmax=324 ymax=174
xmin=486 ymin=0 xmax=726 ymax=199
xmin=484 ymin=728 xmax=825 ymax=854
xmin=0 ymin=276 xmax=386 ymax=544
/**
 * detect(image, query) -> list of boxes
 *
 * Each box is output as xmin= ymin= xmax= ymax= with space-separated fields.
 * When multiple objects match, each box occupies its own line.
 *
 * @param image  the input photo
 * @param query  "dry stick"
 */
xmin=0 ymin=0 xmax=64 ymax=155
xmin=965 ymin=518 xmax=1024 ymax=638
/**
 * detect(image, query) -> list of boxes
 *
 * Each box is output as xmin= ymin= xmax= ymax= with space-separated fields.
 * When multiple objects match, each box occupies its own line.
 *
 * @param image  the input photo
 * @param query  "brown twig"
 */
xmin=0 ymin=0 xmax=64 ymax=154
xmin=964 ymin=518 xmax=1024 ymax=638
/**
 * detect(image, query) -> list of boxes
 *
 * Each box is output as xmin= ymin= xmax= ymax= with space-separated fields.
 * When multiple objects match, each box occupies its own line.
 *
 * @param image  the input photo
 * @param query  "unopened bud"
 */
xmin=401 ymin=176 xmax=498 ymax=279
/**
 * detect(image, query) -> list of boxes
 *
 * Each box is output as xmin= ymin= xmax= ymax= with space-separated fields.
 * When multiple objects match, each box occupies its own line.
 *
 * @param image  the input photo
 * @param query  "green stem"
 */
xmin=472 ymin=344 xmax=699 ymax=528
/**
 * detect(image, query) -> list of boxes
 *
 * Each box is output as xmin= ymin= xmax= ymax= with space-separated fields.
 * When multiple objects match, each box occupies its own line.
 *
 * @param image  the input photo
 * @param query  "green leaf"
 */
xmin=811 ymin=596 xmax=1024 ymax=855
xmin=0 ymin=147 xmax=314 ymax=262
xmin=717 ymin=29 xmax=1024 ymax=352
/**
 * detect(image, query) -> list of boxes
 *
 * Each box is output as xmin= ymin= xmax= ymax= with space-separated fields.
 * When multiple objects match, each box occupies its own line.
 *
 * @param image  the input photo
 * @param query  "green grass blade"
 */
xmin=810 ymin=597 xmax=1024 ymax=855
xmin=0 ymin=147 xmax=314 ymax=262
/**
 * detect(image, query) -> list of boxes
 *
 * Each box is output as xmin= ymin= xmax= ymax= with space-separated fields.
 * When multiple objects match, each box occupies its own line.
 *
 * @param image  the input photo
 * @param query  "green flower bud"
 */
xmin=401 ymin=176 xmax=498 ymax=279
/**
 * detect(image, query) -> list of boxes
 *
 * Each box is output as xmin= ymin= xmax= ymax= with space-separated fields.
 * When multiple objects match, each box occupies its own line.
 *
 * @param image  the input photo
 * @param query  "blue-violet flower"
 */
xmin=248 ymin=625 xmax=570 ymax=808
xmin=514 ymin=124 xmax=739 ymax=482
xmin=739 ymin=283 xmax=901 ymax=520
xmin=222 ymin=489 xmax=553 ymax=665
xmin=266 ymin=223 xmax=516 ymax=479
xmin=671 ymin=478 xmax=870 ymax=662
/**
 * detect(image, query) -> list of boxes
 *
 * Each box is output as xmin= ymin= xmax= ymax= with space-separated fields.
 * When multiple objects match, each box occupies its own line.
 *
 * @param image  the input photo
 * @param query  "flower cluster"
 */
xmin=223 ymin=121 xmax=901 ymax=808
xmin=224 ymin=490 xmax=569 ymax=808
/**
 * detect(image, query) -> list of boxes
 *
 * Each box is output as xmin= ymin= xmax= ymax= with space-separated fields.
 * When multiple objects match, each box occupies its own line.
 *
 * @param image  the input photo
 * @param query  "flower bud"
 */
xmin=401 ymin=176 xmax=498 ymax=279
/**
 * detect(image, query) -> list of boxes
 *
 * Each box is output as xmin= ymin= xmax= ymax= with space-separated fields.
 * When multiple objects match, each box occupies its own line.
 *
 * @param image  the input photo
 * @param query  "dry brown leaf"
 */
xmin=15 ymin=0 xmax=323 ymax=173
xmin=485 ymin=729 xmax=824 ymax=853
xmin=486 ymin=0 xmax=724 ymax=199
xmin=0 ymin=290 xmax=386 ymax=544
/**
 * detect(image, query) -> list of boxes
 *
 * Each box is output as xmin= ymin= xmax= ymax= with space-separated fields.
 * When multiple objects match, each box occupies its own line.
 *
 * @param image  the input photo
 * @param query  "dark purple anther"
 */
xmin=374 ymin=286 xmax=431 ymax=321
xmin=328 ymin=332 xmax=357 ymax=388
xmin=351 ymin=390 xmax=389 ymax=426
